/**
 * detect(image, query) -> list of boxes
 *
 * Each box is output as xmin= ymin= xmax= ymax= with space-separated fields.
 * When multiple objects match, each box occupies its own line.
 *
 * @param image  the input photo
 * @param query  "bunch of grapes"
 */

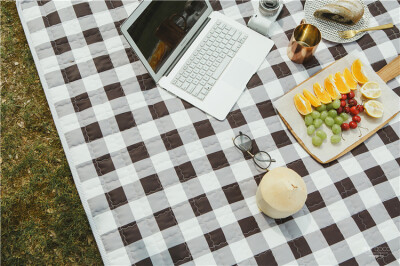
xmin=305 ymin=98 xmax=350 ymax=146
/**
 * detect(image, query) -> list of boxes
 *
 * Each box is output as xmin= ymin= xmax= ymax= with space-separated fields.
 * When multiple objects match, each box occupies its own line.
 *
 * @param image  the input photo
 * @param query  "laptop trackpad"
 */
xmin=223 ymin=58 xmax=253 ymax=88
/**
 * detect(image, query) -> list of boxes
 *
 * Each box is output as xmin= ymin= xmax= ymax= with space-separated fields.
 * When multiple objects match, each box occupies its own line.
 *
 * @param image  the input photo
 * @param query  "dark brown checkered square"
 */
xmin=106 ymin=186 xmax=127 ymax=210
xmin=328 ymin=44 xmax=347 ymax=60
xmin=287 ymin=159 xmax=309 ymax=177
xmin=81 ymin=122 xmax=103 ymax=142
xmin=140 ymin=174 xmax=163 ymax=195
xmin=368 ymin=1 xmax=387 ymax=16
xmin=115 ymin=112 xmax=136 ymax=131
xmin=73 ymin=2 xmax=92 ymax=18
xmin=288 ymin=236 xmax=312 ymax=259
xmin=119 ymin=221 xmax=142 ymax=246
xmin=175 ymin=161 xmax=196 ymax=182
xmin=127 ymin=142 xmax=149 ymax=163
xmin=356 ymin=34 xmax=376 ymax=50
xmin=205 ymin=228 xmax=228 ymax=252
xmin=246 ymin=73 xmax=263 ymax=89
xmin=321 ymin=224 xmax=345 ymax=246
xmin=105 ymin=0 xmax=123 ymax=9
xmin=339 ymin=257 xmax=357 ymax=266
xmin=255 ymin=250 xmax=278 ymax=266
xmin=135 ymin=258 xmax=152 ymax=266
xmin=154 ymin=208 xmax=177 ymax=231
xmin=372 ymin=243 xmax=396 ymax=266
xmin=51 ymin=37 xmax=71 ymax=55
xmin=193 ymin=120 xmax=215 ymax=139
xmin=62 ymin=64 xmax=82 ymax=83
xmin=72 ymin=92 xmax=92 ymax=112
xmin=137 ymin=73 xmax=156 ymax=91
xmin=207 ymin=151 xmax=229 ymax=170
xmin=256 ymin=100 xmax=276 ymax=119
xmin=377 ymin=126 xmax=399 ymax=145
xmin=93 ymin=154 xmax=115 ymax=176
xmin=272 ymin=62 xmax=291 ymax=79
xmin=306 ymin=190 xmax=326 ymax=212
xmin=227 ymin=109 xmax=247 ymax=128
xmin=382 ymin=197 xmax=400 ymax=218
xmin=161 ymin=129 xmax=183 ymax=150
xmin=189 ymin=194 xmax=212 ymax=217
xmin=83 ymin=28 xmax=103 ymax=45
xmin=271 ymin=130 xmax=291 ymax=148
xmin=238 ymin=216 xmax=260 ymax=237
xmin=149 ymin=101 xmax=169 ymax=120
xmin=43 ymin=11 xmax=61 ymax=27
xmin=352 ymin=210 xmax=376 ymax=231
xmin=104 ymin=82 xmax=125 ymax=101
xmin=168 ymin=243 xmax=192 ymax=265
xmin=93 ymin=55 xmax=114 ymax=73
xmin=126 ymin=48 xmax=138 ymax=63
xmin=223 ymin=183 xmax=244 ymax=204
xmin=365 ymin=166 xmax=387 ymax=186
xmin=335 ymin=178 xmax=357 ymax=199
xmin=351 ymin=142 xmax=368 ymax=156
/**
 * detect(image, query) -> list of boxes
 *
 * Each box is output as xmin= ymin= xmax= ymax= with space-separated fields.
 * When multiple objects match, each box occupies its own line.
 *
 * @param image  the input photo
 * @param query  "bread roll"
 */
xmin=313 ymin=0 xmax=364 ymax=25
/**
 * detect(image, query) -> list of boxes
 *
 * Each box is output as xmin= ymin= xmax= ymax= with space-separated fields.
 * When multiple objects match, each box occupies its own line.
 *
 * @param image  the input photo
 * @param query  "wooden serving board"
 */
xmin=274 ymin=53 xmax=400 ymax=164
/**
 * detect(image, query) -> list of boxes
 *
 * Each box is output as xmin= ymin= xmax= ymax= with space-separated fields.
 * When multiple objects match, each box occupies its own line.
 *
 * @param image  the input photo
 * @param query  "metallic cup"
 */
xmin=287 ymin=19 xmax=321 ymax=64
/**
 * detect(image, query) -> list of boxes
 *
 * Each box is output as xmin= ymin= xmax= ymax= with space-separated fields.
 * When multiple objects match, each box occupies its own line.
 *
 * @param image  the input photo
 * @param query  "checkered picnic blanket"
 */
xmin=17 ymin=0 xmax=400 ymax=265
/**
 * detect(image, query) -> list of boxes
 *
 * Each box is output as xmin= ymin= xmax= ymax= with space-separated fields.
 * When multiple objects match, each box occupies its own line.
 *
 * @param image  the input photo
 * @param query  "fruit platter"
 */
xmin=274 ymin=51 xmax=400 ymax=163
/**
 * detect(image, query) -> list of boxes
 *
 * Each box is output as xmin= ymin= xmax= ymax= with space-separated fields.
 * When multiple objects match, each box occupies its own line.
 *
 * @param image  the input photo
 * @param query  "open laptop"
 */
xmin=121 ymin=0 xmax=274 ymax=120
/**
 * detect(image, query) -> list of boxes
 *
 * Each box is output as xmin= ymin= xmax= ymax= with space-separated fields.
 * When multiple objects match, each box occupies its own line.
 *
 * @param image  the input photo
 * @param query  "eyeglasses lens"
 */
xmin=234 ymin=134 xmax=252 ymax=152
xmin=254 ymin=151 xmax=272 ymax=169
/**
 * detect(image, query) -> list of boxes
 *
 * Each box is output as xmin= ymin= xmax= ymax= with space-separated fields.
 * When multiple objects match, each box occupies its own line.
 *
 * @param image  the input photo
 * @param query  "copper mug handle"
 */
xmin=287 ymin=19 xmax=321 ymax=64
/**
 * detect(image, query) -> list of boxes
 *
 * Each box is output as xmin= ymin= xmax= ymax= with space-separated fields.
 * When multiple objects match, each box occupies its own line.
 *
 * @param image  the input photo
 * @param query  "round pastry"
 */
xmin=256 ymin=167 xmax=307 ymax=219
xmin=313 ymin=0 xmax=364 ymax=25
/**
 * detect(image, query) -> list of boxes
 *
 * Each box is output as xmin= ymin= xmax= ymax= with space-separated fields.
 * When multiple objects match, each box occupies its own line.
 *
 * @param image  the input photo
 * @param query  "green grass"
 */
xmin=1 ymin=2 xmax=102 ymax=264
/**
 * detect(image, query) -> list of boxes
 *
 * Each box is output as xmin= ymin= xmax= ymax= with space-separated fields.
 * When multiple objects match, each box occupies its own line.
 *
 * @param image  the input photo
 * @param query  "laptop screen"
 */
xmin=127 ymin=1 xmax=208 ymax=73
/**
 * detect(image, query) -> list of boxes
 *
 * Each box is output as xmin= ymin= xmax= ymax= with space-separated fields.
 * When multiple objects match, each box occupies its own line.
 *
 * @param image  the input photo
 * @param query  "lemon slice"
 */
xmin=364 ymin=100 xmax=384 ymax=118
xmin=360 ymin=82 xmax=382 ymax=99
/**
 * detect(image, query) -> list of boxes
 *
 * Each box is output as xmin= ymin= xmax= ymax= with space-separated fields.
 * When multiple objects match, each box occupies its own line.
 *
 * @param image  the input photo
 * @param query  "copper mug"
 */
xmin=287 ymin=19 xmax=321 ymax=64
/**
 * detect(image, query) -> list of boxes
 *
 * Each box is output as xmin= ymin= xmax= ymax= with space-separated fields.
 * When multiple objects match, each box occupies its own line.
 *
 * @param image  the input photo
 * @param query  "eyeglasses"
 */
xmin=233 ymin=131 xmax=275 ymax=170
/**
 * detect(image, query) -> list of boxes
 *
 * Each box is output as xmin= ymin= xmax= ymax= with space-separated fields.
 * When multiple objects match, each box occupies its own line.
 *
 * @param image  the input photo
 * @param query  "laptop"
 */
xmin=121 ymin=0 xmax=274 ymax=120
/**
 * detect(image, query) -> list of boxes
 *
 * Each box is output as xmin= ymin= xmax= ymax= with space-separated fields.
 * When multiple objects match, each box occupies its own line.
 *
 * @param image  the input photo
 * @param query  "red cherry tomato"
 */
xmin=344 ymin=106 xmax=350 ymax=113
xmin=341 ymin=94 xmax=347 ymax=100
xmin=352 ymin=115 xmax=361 ymax=123
xmin=349 ymin=121 xmax=357 ymax=129
xmin=350 ymin=106 xmax=359 ymax=115
xmin=341 ymin=123 xmax=350 ymax=131
xmin=348 ymin=91 xmax=355 ymax=99
xmin=348 ymin=99 xmax=357 ymax=107
xmin=340 ymin=100 xmax=346 ymax=107
xmin=356 ymin=105 xmax=364 ymax=113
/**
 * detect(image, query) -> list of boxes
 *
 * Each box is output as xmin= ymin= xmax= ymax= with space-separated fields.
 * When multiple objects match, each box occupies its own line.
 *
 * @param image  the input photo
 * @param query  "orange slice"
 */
xmin=351 ymin=59 xmax=369 ymax=84
xmin=294 ymin=93 xmax=312 ymax=115
xmin=343 ymin=67 xmax=357 ymax=90
xmin=303 ymin=89 xmax=321 ymax=107
xmin=324 ymin=74 xmax=341 ymax=100
xmin=313 ymin=82 xmax=332 ymax=104
xmin=334 ymin=72 xmax=351 ymax=94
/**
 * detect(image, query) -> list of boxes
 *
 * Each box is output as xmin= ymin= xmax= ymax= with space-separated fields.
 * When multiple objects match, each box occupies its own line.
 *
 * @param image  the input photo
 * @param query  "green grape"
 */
xmin=340 ymin=113 xmax=349 ymax=121
xmin=328 ymin=109 xmax=337 ymax=118
xmin=326 ymin=103 xmax=334 ymax=110
xmin=325 ymin=116 xmax=334 ymax=127
xmin=332 ymin=99 xmax=341 ymax=109
xmin=334 ymin=116 xmax=343 ymax=125
xmin=316 ymin=129 xmax=327 ymax=140
xmin=332 ymin=124 xmax=341 ymax=135
xmin=316 ymin=104 xmax=326 ymax=112
xmin=313 ymin=118 xmax=323 ymax=129
xmin=311 ymin=110 xmax=320 ymax=119
xmin=305 ymin=115 xmax=313 ymax=126
xmin=312 ymin=135 xmax=323 ymax=147
xmin=320 ymin=110 xmax=328 ymax=121
xmin=331 ymin=135 xmax=341 ymax=144
xmin=307 ymin=125 xmax=315 ymax=136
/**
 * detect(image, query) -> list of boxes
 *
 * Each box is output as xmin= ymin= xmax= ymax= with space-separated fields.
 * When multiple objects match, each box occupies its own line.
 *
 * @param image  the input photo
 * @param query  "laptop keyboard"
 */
xmin=172 ymin=20 xmax=248 ymax=100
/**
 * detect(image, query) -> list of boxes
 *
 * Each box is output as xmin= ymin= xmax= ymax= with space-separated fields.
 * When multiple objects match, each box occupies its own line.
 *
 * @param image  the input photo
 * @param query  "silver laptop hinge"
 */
xmin=165 ymin=17 xmax=211 ymax=77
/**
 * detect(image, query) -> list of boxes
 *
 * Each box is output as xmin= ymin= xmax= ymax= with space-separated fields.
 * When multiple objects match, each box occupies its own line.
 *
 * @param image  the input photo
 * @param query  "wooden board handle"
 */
xmin=377 ymin=55 xmax=400 ymax=83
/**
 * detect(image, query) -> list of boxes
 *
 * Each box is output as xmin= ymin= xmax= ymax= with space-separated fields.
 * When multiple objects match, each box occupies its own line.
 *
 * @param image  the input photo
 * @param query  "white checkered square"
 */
xmin=164 ymin=182 xmax=187 ymax=207
xmin=178 ymin=217 xmax=204 ymax=242
xmin=129 ymin=196 xmax=153 ymax=221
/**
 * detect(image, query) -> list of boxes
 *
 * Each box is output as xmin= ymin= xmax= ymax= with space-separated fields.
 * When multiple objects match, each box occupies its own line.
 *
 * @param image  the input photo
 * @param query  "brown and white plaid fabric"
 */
xmin=17 ymin=0 xmax=400 ymax=265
